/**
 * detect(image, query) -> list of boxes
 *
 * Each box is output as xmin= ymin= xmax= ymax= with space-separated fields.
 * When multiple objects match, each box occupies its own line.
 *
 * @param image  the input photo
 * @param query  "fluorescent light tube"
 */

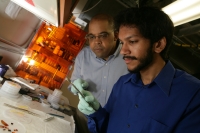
xmin=162 ymin=0 xmax=200 ymax=26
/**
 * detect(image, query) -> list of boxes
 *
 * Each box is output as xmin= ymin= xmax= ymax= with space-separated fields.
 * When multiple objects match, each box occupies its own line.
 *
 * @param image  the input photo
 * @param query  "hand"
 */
xmin=78 ymin=89 xmax=100 ymax=115
xmin=71 ymin=78 xmax=89 ymax=95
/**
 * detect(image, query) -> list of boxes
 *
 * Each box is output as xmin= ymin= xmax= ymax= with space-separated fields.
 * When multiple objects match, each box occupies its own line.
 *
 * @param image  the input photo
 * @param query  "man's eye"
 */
xmin=129 ymin=40 xmax=137 ymax=44
xmin=100 ymin=33 xmax=108 ymax=38
xmin=89 ymin=36 xmax=95 ymax=39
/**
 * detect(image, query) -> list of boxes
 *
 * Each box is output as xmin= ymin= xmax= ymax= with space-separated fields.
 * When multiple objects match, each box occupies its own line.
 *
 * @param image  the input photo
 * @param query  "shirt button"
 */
xmin=104 ymin=76 xmax=106 ymax=78
xmin=105 ymin=63 xmax=107 ymax=65
xmin=127 ymin=124 xmax=130 ymax=128
xmin=135 ymin=104 xmax=138 ymax=108
xmin=102 ymin=90 xmax=104 ymax=92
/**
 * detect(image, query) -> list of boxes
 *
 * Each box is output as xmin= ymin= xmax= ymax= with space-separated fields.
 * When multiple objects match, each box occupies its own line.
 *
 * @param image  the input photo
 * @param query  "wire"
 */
xmin=135 ymin=0 xmax=139 ymax=7
xmin=72 ymin=0 xmax=102 ymax=14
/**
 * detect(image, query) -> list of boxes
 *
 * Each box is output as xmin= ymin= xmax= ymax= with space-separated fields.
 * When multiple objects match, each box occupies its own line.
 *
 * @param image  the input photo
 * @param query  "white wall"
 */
xmin=0 ymin=42 xmax=23 ymax=70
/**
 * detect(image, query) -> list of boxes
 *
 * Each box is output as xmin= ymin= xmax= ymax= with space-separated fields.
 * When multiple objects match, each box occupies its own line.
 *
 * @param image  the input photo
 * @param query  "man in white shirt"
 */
xmin=70 ymin=14 xmax=128 ymax=106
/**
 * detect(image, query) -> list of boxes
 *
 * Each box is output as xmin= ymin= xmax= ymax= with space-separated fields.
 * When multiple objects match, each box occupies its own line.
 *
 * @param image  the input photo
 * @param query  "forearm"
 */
xmin=87 ymin=106 xmax=109 ymax=133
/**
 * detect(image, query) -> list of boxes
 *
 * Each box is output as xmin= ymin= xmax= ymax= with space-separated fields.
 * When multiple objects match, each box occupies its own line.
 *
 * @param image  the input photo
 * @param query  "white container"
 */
xmin=47 ymin=93 xmax=60 ymax=103
xmin=1 ymin=81 xmax=21 ymax=95
xmin=47 ymin=93 xmax=52 ymax=102
xmin=51 ymin=102 xmax=60 ymax=109
xmin=52 ymin=89 xmax=62 ymax=97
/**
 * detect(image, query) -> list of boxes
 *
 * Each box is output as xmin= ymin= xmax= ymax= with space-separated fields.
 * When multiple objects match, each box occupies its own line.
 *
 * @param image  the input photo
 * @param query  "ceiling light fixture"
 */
xmin=162 ymin=0 xmax=200 ymax=26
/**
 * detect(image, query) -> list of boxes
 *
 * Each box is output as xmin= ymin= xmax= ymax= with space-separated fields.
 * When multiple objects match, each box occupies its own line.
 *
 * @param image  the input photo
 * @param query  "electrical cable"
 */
xmin=72 ymin=0 xmax=102 ymax=14
xmin=135 ymin=0 xmax=139 ymax=7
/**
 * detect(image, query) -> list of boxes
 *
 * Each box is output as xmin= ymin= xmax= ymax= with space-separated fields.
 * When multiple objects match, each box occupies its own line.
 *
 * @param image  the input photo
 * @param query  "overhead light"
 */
xmin=162 ymin=0 xmax=200 ymax=26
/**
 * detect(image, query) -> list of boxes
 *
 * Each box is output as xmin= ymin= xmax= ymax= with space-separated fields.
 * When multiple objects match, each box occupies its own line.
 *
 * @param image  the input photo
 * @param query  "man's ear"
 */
xmin=114 ymin=31 xmax=118 ymax=41
xmin=154 ymin=37 xmax=166 ymax=53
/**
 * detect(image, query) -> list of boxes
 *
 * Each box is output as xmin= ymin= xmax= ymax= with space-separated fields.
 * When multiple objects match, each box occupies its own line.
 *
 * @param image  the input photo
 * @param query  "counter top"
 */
xmin=0 ymin=94 xmax=75 ymax=133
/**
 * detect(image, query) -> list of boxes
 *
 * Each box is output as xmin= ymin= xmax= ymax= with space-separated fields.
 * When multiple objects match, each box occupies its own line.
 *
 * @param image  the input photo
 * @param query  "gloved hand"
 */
xmin=78 ymin=89 xmax=100 ymax=115
xmin=71 ymin=78 xmax=89 ymax=95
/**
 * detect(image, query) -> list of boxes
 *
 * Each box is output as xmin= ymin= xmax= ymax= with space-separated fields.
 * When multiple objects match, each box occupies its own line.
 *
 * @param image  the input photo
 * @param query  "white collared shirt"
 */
xmin=70 ymin=44 xmax=128 ymax=106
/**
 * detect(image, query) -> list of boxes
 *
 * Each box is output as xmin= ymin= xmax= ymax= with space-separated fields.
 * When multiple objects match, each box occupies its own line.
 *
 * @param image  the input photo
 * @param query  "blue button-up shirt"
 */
xmin=87 ymin=61 xmax=200 ymax=133
xmin=70 ymin=44 xmax=128 ymax=106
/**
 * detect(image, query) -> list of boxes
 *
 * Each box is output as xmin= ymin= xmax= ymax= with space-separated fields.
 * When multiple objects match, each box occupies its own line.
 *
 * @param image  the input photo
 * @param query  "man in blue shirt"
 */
xmin=74 ymin=7 xmax=200 ymax=133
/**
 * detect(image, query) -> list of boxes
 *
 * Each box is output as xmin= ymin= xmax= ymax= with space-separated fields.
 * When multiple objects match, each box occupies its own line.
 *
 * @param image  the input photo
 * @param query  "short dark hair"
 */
xmin=114 ymin=6 xmax=174 ymax=59
xmin=90 ymin=14 xmax=115 ymax=30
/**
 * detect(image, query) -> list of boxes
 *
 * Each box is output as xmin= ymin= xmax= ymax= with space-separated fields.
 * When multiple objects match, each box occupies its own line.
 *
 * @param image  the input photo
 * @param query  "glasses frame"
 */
xmin=85 ymin=32 xmax=113 ymax=42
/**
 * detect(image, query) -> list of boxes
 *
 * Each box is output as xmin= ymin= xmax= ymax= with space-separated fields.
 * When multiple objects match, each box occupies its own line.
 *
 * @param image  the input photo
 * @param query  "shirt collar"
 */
xmin=154 ymin=61 xmax=175 ymax=96
xmin=90 ymin=47 xmax=96 ymax=58
xmin=124 ymin=73 xmax=140 ymax=84
xmin=124 ymin=61 xmax=175 ymax=96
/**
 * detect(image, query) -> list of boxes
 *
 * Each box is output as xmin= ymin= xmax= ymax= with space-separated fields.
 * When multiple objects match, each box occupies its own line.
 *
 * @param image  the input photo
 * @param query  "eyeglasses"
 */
xmin=85 ymin=32 xmax=110 ymax=42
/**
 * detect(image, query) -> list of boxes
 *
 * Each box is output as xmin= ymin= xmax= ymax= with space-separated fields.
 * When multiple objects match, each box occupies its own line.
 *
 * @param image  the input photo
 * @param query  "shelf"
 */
xmin=40 ymin=62 xmax=66 ymax=79
xmin=16 ymin=22 xmax=86 ymax=90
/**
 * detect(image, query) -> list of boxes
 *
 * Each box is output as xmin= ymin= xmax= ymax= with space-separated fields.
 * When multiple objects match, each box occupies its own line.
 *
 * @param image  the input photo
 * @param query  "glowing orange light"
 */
xmin=29 ymin=59 xmax=35 ymax=65
xmin=22 ymin=56 xmax=28 ymax=62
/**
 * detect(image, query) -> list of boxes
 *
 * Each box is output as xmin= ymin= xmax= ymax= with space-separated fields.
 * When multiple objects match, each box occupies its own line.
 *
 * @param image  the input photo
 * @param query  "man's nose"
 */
xmin=120 ymin=43 xmax=129 ymax=55
xmin=93 ymin=36 xmax=101 ymax=43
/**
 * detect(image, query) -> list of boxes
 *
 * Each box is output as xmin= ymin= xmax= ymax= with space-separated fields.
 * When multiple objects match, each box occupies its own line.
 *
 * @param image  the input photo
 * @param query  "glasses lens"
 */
xmin=86 ymin=35 xmax=94 ymax=41
xmin=86 ymin=32 xmax=110 ymax=41
xmin=99 ymin=33 xmax=109 ymax=39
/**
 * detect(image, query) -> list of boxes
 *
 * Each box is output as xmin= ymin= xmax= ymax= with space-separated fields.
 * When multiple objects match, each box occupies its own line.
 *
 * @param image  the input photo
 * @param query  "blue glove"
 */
xmin=71 ymin=78 xmax=89 ymax=95
xmin=78 ymin=89 xmax=100 ymax=115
